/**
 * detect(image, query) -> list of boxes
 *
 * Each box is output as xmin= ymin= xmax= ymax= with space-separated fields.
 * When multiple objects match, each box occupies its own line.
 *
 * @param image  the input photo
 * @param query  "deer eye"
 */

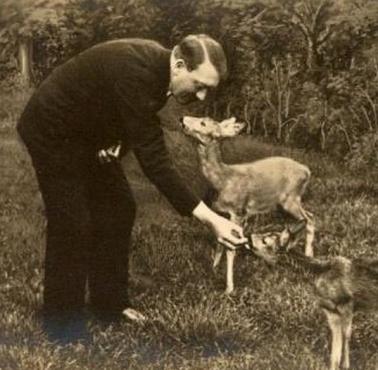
xmin=200 ymin=121 xmax=206 ymax=127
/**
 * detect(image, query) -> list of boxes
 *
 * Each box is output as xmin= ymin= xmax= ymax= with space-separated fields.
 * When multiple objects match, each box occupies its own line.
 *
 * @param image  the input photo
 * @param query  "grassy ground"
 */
xmin=0 ymin=109 xmax=377 ymax=369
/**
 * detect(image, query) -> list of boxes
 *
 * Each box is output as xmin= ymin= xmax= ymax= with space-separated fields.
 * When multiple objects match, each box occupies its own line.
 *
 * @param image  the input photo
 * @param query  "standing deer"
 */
xmin=180 ymin=116 xmax=315 ymax=294
xmin=251 ymin=222 xmax=378 ymax=370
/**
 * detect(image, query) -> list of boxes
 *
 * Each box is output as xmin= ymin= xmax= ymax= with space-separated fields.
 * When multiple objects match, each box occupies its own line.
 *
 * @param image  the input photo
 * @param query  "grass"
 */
xmin=0 ymin=98 xmax=377 ymax=369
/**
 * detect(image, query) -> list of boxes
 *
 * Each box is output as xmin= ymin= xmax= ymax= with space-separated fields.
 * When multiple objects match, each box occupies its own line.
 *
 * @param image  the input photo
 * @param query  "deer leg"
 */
xmin=225 ymin=249 xmax=236 ymax=295
xmin=341 ymin=311 xmax=353 ymax=370
xmin=324 ymin=309 xmax=343 ymax=370
xmin=303 ymin=209 xmax=315 ymax=257
xmin=221 ymin=213 xmax=242 ymax=295
xmin=212 ymin=243 xmax=224 ymax=272
xmin=281 ymin=196 xmax=315 ymax=257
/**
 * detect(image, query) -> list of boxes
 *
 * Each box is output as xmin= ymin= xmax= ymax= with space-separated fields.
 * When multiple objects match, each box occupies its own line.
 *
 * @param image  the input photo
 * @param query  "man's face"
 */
xmin=169 ymin=58 xmax=220 ymax=105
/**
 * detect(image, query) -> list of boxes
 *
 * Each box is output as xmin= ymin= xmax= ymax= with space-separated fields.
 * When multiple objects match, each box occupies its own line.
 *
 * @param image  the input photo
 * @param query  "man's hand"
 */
xmin=209 ymin=215 xmax=247 ymax=250
xmin=98 ymin=142 xmax=122 ymax=164
xmin=192 ymin=201 xmax=247 ymax=249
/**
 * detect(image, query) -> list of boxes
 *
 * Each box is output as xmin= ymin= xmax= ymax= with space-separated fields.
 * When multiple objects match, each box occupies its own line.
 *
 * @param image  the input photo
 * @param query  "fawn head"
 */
xmin=180 ymin=116 xmax=245 ymax=144
xmin=250 ymin=220 xmax=307 ymax=264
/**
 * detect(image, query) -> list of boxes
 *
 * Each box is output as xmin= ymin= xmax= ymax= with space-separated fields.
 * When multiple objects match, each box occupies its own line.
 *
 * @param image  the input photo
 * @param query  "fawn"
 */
xmin=180 ymin=116 xmax=315 ymax=294
xmin=251 ymin=221 xmax=378 ymax=370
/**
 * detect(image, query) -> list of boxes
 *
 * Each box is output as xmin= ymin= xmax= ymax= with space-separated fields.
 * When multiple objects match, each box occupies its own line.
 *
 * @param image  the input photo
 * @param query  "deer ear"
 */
xmin=219 ymin=118 xmax=245 ymax=137
xmin=288 ymin=220 xmax=306 ymax=236
xmin=279 ymin=227 xmax=291 ymax=248
xmin=221 ymin=117 xmax=236 ymax=125
xmin=283 ymin=221 xmax=306 ymax=250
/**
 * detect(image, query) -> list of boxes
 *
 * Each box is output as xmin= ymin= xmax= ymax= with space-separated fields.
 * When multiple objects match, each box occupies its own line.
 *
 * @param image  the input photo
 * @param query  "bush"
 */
xmin=345 ymin=132 xmax=378 ymax=174
xmin=1 ymin=0 xmax=378 ymax=158
xmin=0 ymin=75 xmax=34 ymax=131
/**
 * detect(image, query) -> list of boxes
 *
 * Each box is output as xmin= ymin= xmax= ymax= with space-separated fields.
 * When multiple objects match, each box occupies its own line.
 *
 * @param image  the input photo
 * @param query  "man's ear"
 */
xmin=174 ymin=59 xmax=187 ymax=69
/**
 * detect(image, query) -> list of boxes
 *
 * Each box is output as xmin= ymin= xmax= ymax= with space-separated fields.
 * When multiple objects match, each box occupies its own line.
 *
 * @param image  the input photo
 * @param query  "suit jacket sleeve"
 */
xmin=113 ymin=62 xmax=200 ymax=216
xmin=132 ymin=115 xmax=200 ymax=216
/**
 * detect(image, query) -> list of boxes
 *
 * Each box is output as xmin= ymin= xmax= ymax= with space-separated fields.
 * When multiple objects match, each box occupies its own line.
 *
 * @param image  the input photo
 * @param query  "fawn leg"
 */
xmin=341 ymin=312 xmax=353 ymax=369
xmin=222 ymin=213 xmax=242 ymax=294
xmin=212 ymin=243 xmax=224 ymax=271
xmin=303 ymin=209 xmax=315 ymax=256
xmin=324 ymin=309 xmax=343 ymax=370
xmin=225 ymin=249 xmax=236 ymax=295
xmin=281 ymin=196 xmax=315 ymax=257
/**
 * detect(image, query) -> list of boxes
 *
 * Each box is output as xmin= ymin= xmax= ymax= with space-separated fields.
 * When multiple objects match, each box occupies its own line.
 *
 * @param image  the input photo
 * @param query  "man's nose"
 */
xmin=196 ymin=89 xmax=207 ymax=101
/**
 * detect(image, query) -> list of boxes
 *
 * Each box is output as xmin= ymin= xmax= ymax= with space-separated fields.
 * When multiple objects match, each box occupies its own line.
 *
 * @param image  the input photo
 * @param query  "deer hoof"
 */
xmin=224 ymin=287 xmax=236 ymax=296
xmin=305 ymin=248 xmax=314 ymax=257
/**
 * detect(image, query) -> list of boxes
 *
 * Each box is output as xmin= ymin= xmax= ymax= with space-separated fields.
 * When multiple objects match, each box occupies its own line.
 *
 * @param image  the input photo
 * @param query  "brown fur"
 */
xmin=181 ymin=116 xmax=315 ymax=294
xmin=251 ymin=224 xmax=378 ymax=370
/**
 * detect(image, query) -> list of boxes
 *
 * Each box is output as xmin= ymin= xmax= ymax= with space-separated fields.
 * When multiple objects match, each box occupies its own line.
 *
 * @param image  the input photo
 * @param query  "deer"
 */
xmin=180 ymin=116 xmax=315 ymax=294
xmin=250 ymin=221 xmax=378 ymax=370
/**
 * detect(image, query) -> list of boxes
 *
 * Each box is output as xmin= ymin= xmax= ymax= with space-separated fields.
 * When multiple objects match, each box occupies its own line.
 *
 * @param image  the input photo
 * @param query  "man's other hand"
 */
xmin=98 ymin=142 xmax=122 ymax=164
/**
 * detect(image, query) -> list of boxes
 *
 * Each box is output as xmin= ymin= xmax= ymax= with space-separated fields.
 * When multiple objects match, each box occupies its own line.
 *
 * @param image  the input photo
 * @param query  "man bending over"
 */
xmin=17 ymin=34 xmax=246 ymax=343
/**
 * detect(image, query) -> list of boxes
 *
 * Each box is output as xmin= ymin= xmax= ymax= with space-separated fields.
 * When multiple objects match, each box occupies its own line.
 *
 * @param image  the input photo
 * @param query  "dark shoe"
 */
xmin=42 ymin=311 xmax=90 ymax=345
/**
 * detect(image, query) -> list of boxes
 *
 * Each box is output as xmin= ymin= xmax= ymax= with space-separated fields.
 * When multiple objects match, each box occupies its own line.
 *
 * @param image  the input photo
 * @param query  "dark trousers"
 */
xmin=21 ymin=137 xmax=136 ymax=318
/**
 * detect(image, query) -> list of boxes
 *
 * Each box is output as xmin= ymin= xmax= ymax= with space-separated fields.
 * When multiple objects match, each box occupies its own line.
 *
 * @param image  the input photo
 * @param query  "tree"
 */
xmin=0 ymin=0 xmax=68 ymax=86
xmin=0 ymin=0 xmax=163 ymax=84
xmin=278 ymin=0 xmax=337 ymax=71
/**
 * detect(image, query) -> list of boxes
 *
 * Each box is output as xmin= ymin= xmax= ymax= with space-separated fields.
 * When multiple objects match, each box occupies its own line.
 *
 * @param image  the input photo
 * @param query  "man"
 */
xmin=17 ymin=34 xmax=246 ymax=342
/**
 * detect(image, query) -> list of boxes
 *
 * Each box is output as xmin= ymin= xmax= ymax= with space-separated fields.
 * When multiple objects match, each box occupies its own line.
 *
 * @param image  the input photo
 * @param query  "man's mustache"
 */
xmin=175 ymin=92 xmax=198 ymax=104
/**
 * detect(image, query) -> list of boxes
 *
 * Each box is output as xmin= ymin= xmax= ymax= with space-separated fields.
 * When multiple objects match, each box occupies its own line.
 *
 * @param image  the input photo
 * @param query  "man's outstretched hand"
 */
xmin=209 ymin=214 xmax=247 ymax=250
xmin=192 ymin=201 xmax=247 ymax=249
xmin=98 ymin=142 xmax=122 ymax=164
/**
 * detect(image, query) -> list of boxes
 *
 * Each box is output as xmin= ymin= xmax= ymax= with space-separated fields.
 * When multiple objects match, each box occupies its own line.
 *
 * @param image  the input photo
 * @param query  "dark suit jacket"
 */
xmin=17 ymin=39 xmax=199 ymax=216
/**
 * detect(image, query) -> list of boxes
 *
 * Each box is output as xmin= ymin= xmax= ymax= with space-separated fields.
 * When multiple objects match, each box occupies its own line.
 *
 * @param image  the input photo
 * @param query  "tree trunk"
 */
xmin=320 ymin=100 xmax=328 ymax=151
xmin=307 ymin=39 xmax=317 ymax=71
xmin=18 ymin=37 xmax=34 ymax=86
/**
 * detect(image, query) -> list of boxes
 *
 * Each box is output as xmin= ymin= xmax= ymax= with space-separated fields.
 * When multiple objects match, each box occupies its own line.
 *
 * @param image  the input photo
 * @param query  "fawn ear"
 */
xmin=218 ymin=117 xmax=245 ymax=137
xmin=282 ymin=221 xmax=306 ymax=249
xmin=222 ymin=117 xmax=236 ymax=125
xmin=279 ymin=227 xmax=291 ymax=248
xmin=288 ymin=220 xmax=306 ymax=236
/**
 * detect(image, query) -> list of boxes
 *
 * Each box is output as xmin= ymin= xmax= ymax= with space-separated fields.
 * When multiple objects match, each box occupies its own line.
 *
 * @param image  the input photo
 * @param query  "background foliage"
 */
xmin=0 ymin=2 xmax=377 ymax=368
xmin=1 ymin=0 xmax=378 ymax=166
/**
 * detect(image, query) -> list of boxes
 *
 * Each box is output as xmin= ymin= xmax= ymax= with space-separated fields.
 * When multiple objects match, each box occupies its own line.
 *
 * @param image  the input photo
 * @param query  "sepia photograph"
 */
xmin=0 ymin=0 xmax=377 ymax=369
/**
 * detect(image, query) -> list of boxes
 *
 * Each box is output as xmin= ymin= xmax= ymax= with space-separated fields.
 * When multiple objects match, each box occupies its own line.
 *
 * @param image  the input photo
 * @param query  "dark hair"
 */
xmin=175 ymin=34 xmax=228 ymax=81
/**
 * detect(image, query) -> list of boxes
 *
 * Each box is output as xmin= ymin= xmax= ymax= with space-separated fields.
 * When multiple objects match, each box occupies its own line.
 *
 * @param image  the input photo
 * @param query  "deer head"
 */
xmin=250 ymin=220 xmax=307 ymax=264
xmin=180 ymin=116 xmax=245 ymax=145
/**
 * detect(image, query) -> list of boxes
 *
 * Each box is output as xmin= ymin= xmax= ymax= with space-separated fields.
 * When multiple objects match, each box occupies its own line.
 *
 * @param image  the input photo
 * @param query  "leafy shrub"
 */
xmin=345 ymin=132 xmax=378 ymax=173
xmin=1 ymin=0 xmax=378 ymax=157
xmin=0 ymin=75 xmax=34 ymax=131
